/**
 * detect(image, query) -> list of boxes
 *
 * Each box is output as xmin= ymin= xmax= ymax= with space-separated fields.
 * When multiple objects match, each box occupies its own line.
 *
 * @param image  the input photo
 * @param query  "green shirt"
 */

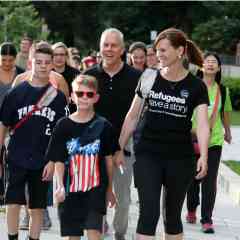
xmin=192 ymin=82 xmax=232 ymax=147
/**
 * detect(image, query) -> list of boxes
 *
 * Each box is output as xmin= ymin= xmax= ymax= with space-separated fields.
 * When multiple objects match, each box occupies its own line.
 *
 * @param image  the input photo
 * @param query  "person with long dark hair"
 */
xmin=186 ymin=52 xmax=232 ymax=234
xmin=116 ymin=28 xmax=209 ymax=240
xmin=0 ymin=42 xmax=24 ymax=208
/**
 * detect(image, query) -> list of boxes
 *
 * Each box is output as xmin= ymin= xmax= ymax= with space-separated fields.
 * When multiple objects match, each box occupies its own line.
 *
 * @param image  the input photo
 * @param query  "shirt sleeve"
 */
xmin=224 ymin=87 xmax=232 ymax=112
xmin=100 ymin=121 xmax=120 ymax=157
xmin=45 ymin=118 xmax=68 ymax=163
xmin=194 ymin=80 xmax=209 ymax=107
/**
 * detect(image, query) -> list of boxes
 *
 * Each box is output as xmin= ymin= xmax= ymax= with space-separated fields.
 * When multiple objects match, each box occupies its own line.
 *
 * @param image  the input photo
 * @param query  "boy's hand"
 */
xmin=54 ymin=186 xmax=65 ymax=203
xmin=106 ymin=188 xmax=116 ymax=208
xmin=42 ymin=161 xmax=55 ymax=181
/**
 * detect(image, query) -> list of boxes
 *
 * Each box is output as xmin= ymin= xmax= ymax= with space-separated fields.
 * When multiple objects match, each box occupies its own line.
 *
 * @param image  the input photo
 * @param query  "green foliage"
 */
xmin=222 ymin=76 xmax=240 ymax=110
xmin=230 ymin=111 xmax=240 ymax=126
xmin=224 ymin=161 xmax=240 ymax=175
xmin=192 ymin=17 xmax=240 ymax=54
xmin=0 ymin=2 xmax=48 ymax=48
xmin=223 ymin=76 xmax=240 ymax=93
xmin=32 ymin=1 xmax=225 ymax=51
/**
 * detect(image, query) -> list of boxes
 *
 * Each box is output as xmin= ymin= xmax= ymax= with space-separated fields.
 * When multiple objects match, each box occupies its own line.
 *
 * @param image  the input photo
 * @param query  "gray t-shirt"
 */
xmin=0 ymin=82 xmax=11 ymax=108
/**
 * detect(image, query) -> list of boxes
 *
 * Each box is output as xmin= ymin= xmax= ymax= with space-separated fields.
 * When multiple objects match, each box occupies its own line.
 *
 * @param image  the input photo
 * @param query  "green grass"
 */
xmin=224 ymin=160 xmax=240 ymax=176
xmin=230 ymin=111 xmax=240 ymax=126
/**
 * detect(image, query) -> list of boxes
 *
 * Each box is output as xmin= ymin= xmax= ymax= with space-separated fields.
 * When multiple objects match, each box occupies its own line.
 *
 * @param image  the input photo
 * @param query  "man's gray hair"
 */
xmin=100 ymin=28 xmax=125 ymax=48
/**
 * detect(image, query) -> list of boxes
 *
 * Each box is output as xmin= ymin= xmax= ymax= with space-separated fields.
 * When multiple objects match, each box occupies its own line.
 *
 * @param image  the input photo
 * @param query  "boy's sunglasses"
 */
xmin=74 ymin=91 xmax=96 ymax=98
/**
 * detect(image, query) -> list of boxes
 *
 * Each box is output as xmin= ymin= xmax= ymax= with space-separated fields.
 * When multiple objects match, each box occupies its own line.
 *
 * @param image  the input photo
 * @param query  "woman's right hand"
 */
xmin=54 ymin=186 xmax=65 ymax=204
xmin=195 ymin=155 xmax=208 ymax=180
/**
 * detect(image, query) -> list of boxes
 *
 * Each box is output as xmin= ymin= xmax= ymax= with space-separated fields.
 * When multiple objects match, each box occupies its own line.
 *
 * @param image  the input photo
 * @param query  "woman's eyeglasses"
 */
xmin=74 ymin=91 xmax=96 ymax=98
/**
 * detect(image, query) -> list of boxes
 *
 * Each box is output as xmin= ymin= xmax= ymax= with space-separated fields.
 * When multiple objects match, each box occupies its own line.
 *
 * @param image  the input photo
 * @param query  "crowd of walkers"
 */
xmin=0 ymin=27 xmax=232 ymax=240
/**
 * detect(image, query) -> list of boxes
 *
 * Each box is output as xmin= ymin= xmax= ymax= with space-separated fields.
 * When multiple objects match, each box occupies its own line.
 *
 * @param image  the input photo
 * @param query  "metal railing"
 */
xmin=219 ymin=54 xmax=240 ymax=66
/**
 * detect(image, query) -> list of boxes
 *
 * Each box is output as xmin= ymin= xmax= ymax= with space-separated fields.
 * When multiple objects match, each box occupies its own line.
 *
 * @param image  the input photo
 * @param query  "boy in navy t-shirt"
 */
xmin=46 ymin=74 xmax=118 ymax=239
xmin=0 ymin=42 xmax=67 ymax=240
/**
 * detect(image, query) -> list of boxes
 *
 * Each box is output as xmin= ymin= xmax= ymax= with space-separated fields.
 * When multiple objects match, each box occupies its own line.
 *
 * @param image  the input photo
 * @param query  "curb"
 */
xmin=219 ymin=162 xmax=240 ymax=206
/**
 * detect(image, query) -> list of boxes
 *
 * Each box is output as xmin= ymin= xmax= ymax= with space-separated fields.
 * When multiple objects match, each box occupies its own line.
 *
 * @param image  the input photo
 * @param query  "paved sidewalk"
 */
xmin=1 ymin=127 xmax=240 ymax=240
xmin=222 ymin=126 xmax=240 ymax=161
xmin=1 ymin=185 xmax=240 ymax=240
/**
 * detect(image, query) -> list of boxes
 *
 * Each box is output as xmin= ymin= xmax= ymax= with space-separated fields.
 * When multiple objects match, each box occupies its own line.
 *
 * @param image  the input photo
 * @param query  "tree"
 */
xmin=0 ymin=2 xmax=48 ymax=47
xmin=32 ymin=1 xmax=227 ymax=52
xmin=192 ymin=16 xmax=240 ymax=54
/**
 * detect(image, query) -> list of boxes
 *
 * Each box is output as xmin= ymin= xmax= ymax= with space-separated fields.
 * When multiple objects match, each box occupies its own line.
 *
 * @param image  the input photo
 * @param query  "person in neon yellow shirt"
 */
xmin=186 ymin=52 xmax=232 ymax=234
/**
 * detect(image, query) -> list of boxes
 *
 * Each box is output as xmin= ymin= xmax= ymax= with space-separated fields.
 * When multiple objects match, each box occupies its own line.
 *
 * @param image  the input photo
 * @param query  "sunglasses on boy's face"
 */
xmin=74 ymin=91 xmax=96 ymax=98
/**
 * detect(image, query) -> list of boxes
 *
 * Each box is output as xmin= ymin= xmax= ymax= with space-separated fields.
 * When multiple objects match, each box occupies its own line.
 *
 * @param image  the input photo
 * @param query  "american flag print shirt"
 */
xmin=66 ymin=138 xmax=101 ymax=193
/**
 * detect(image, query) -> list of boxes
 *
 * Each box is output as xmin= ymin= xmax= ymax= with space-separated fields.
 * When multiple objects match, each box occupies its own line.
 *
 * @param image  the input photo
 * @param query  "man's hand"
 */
xmin=114 ymin=150 xmax=126 ymax=168
xmin=195 ymin=155 xmax=208 ymax=180
xmin=42 ymin=161 xmax=55 ymax=181
xmin=106 ymin=187 xmax=116 ymax=208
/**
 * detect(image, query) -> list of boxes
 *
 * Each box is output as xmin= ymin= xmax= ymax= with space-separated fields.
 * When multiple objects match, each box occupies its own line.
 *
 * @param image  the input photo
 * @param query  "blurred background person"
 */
xmin=16 ymin=36 xmax=33 ymax=71
xmin=0 ymin=42 xmax=24 ymax=104
xmin=52 ymin=42 xmax=80 ymax=113
xmin=146 ymin=44 xmax=158 ymax=69
xmin=71 ymin=55 xmax=81 ymax=70
xmin=82 ymin=55 xmax=97 ymax=70
xmin=128 ymin=41 xmax=147 ymax=72
xmin=96 ymin=51 xmax=102 ymax=64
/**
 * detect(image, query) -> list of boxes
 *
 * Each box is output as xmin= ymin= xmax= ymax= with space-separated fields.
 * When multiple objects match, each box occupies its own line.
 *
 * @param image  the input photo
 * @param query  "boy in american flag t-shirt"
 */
xmin=46 ymin=74 xmax=118 ymax=239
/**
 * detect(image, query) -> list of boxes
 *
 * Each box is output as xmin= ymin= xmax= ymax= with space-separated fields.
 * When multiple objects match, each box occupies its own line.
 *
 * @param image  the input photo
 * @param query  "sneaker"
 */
xmin=202 ymin=223 xmax=215 ymax=233
xmin=114 ymin=233 xmax=126 ymax=240
xmin=186 ymin=211 xmax=197 ymax=224
xmin=19 ymin=213 xmax=29 ymax=230
xmin=42 ymin=209 xmax=52 ymax=230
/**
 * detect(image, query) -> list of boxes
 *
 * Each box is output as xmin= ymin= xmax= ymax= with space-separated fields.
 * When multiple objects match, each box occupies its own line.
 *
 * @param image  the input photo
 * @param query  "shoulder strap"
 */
xmin=219 ymin=84 xmax=226 ymax=114
xmin=11 ymin=84 xmax=57 ymax=134
xmin=136 ymin=68 xmax=158 ymax=123
xmin=209 ymin=85 xmax=220 ymax=130
xmin=139 ymin=68 xmax=158 ymax=99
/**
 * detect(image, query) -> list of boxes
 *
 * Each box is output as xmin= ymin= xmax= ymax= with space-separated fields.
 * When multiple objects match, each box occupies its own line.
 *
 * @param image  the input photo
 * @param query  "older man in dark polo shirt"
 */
xmin=84 ymin=28 xmax=141 ymax=240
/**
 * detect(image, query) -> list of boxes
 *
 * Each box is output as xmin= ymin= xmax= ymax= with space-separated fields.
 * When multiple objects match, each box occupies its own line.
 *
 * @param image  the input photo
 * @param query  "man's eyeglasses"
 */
xmin=74 ymin=91 xmax=96 ymax=98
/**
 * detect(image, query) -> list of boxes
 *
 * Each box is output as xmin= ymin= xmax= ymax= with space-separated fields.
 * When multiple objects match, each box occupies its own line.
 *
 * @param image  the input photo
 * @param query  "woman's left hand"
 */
xmin=195 ymin=155 xmax=208 ymax=180
xmin=224 ymin=130 xmax=232 ymax=144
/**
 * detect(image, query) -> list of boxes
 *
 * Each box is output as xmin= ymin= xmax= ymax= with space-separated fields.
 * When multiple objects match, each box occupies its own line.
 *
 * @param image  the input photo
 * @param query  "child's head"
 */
xmin=71 ymin=74 xmax=99 ymax=111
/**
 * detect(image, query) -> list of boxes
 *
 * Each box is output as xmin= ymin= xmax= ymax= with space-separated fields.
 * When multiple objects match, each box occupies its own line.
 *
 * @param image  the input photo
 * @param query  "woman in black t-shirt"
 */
xmin=116 ymin=28 xmax=209 ymax=240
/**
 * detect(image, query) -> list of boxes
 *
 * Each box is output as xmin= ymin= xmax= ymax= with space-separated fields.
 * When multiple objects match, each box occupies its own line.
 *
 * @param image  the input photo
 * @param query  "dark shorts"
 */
xmin=59 ymin=209 xmax=103 ymax=236
xmin=5 ymin=164 xmax=49 ymax=209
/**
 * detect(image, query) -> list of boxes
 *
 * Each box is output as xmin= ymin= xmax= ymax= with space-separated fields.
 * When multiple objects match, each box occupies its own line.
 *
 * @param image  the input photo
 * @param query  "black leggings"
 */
xmin=186 ymin=146 xmax=222 ymax=224
xmin=135 ymin=152 xmax=195 ymax=235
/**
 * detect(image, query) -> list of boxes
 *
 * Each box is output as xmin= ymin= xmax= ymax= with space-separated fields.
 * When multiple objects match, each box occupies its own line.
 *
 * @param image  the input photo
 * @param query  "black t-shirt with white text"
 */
xmin=135 ymin=72 xmax=209 ymax=157
xmin=0 ymin=81 xmax=67 ymax=169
